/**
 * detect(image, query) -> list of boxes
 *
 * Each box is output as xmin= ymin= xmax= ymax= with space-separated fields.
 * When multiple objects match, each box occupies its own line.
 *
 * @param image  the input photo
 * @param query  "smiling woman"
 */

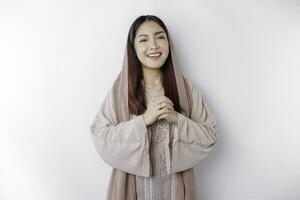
xmin=134 ymin=22 xmax=169 ymax=70
xmin=90 ymin=15 xmax=218 ymax=200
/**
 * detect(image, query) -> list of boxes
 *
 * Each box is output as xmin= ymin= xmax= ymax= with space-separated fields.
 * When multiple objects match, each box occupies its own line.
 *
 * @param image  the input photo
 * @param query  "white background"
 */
xmin=1 ymin=0 xmax=300 ymax=199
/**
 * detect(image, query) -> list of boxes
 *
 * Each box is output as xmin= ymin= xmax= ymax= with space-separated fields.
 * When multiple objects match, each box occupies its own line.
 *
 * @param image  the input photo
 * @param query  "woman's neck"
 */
xmin=142 ymin=67 xmax=163 ymax=89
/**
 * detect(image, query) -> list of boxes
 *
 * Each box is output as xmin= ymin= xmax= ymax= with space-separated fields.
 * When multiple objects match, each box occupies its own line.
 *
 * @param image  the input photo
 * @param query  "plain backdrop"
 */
xmin=1 ymin=0 xmax=300 ymax=200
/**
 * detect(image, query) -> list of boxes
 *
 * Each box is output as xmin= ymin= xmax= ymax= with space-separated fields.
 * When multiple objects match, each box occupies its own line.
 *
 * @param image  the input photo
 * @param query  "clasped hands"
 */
xmin=142 ymin=95 xmax=178 ymax=126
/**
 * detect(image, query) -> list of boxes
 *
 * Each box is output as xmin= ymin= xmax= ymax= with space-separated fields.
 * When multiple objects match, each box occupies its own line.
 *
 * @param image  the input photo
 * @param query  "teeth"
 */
xmin=148 ymin=53 xmax=161 ymax=57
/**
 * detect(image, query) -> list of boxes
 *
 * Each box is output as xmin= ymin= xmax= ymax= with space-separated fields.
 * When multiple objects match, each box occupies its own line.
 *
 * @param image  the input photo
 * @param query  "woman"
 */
xmin=90 ymin=15 xmax=218 ymax=200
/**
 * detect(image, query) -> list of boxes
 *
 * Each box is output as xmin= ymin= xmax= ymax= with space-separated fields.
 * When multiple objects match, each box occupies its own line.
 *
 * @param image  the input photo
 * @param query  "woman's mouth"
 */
xmin=147 ymin=52 xmax=162 ymax=59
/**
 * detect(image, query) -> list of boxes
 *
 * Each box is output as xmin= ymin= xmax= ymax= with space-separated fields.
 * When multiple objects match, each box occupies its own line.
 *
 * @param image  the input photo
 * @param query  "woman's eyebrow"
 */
xmin=137 ymin=31 xmax=165 ymax=38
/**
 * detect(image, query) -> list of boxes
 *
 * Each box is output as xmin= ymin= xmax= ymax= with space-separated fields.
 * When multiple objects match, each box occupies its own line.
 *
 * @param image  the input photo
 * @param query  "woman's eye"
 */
xmin=139 ymin=36 xmax=165 ymax=43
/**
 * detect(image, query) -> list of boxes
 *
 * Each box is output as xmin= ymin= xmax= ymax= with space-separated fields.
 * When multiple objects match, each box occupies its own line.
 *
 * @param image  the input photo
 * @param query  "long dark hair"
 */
xmin=127 ymin=15 xmax=182 ymax=115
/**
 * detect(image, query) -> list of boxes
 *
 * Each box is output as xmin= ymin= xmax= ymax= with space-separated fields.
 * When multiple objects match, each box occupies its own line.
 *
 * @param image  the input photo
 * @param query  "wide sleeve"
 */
xmin=170 ymin=80 xmax=218 ymax=173
xmin=89 ymin=89 xmax=151 ymax=177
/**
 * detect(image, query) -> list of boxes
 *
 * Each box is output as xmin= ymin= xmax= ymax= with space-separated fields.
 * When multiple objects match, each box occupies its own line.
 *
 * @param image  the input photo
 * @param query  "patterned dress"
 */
xmin=135 ymin=87 xmax=172 ymax=200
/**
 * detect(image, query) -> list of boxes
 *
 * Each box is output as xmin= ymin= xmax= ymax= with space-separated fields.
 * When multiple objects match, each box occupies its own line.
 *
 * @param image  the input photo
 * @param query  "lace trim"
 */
xmin=135 ymin=88 xmax=172 ymax=200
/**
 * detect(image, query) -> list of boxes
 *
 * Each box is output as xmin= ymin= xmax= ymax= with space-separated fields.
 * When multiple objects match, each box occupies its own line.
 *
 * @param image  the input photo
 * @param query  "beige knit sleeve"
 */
xmin=90 ymin=89 xmax=151 ymax=177
xmin=170 ymin=80 xmax=218 ymax=173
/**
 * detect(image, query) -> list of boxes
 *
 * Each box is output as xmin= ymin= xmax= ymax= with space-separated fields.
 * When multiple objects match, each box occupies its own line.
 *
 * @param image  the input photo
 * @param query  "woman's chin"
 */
xmin=142 ymin=60 xmax=166 ymax=69
xmin=143 ymin=64 xmax=163 ymax=70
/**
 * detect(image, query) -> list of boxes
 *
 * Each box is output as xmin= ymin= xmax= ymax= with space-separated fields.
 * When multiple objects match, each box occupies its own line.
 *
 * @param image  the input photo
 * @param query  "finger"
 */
xmin=158 ymin=113 xmax=167 ymax=120
xmin=162 ymin=103 xmax=174 ymax=110
xmin=155 ymin=102 xmax=174 ymax=111
xmin=158 ymin=108 xmax=171 ymax=116
xmin=153 ymin=98 xmax=174 ymax=107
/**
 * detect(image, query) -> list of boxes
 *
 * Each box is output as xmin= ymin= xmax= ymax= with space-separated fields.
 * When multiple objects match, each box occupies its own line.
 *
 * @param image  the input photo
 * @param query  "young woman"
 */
xmin=90 ymin=15 xmax=218 ymax=200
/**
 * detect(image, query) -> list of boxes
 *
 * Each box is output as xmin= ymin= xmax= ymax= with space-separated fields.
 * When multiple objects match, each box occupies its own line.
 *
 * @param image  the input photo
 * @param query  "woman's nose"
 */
xmin=149 ymin=38 xmax=159 ymax=50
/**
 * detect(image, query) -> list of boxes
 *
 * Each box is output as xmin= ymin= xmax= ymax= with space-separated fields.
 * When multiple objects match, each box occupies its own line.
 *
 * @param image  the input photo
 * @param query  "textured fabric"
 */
xmin=135 ymin=88 xmax=172 ymax=200
xmin=89 ymin=32 xmax=218 ymax=200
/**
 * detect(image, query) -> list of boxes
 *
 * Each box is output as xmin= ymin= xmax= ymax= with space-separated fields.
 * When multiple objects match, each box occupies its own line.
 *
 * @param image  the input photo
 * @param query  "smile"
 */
xmin=147 ymin=52 xmax=161 ymax=58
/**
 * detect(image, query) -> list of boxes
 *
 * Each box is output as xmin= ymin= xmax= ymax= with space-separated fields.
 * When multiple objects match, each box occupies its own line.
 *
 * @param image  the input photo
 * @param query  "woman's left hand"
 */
xmin=156 ymin=95 xmax=178 ymax=124
xmin=157 ymin=109 xmax=178 ymax=124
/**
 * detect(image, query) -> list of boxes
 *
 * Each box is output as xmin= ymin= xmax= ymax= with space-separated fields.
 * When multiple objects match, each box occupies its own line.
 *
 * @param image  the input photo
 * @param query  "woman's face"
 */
xmin=134 ymin=20 xmax=169 ymax=70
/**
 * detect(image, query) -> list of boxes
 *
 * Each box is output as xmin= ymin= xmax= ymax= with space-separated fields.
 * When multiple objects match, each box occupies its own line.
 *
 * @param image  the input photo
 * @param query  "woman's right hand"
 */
xmin=142 ymin=96 xmax=174 ymax=126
